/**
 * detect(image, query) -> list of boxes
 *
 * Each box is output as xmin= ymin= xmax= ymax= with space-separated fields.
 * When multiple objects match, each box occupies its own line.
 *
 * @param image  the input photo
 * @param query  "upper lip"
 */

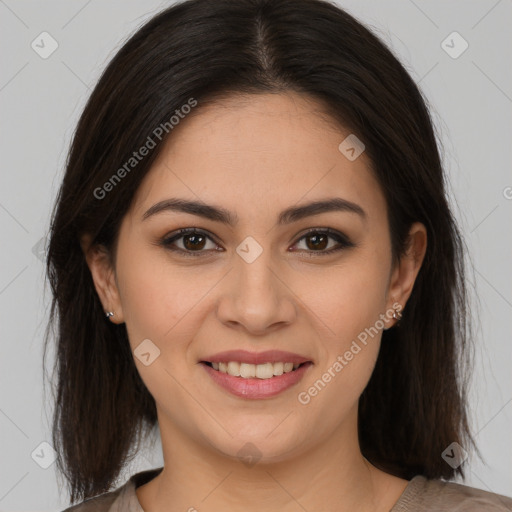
xmin=201 ymin=349 xmax=312 ymax=365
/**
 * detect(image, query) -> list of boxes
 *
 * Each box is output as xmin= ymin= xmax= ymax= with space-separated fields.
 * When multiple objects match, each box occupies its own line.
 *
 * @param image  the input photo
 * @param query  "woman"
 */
xmin=44 ymin=0 xmax=512 ymax=510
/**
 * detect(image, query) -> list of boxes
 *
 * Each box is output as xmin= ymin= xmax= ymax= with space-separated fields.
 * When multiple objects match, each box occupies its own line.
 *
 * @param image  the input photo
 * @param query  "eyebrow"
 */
xmin=141 ymin=197 xmax=367 ymax=225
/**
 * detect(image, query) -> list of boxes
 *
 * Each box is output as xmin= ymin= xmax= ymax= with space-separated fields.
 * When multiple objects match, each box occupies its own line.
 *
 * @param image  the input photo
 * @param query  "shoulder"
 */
xmin=59 ymin=467 xmax=163 ymax=512
xmin=60 ymin=487 xmax=123 ymax=512
xmin=394 ymin=475 xmax=512 ymax=511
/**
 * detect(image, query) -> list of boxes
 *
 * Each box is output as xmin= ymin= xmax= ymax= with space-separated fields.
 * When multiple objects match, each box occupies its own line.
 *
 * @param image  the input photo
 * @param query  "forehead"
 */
xmin=130 ymin=92 xmax=386 ymax=228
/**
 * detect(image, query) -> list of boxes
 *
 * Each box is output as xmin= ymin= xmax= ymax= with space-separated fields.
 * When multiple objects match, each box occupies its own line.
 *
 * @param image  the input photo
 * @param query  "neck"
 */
xmin=137 ymin=408 xmax=408 ymax=512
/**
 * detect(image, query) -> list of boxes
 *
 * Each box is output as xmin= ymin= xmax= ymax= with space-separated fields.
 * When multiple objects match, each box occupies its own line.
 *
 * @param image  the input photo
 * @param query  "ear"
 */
xmin=385 ymin=222 xmax=427 ymax=327
xmin=80 ymin=233 xmax=125 ymax=324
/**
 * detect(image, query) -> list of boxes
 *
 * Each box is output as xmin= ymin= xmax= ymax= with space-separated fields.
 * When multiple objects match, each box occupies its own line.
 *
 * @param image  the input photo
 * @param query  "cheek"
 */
xmin=114 ymin=240 xmax=186 ymax=345
xmin=115 ymin=241 xmax=223 ymax=363
xmin=296 ymin=245 xmax=390 ymax=401
xmin=303 ymin=248 xmax=390 ymax=337
xmin=296 ymin=271 xmax=386 ymax=430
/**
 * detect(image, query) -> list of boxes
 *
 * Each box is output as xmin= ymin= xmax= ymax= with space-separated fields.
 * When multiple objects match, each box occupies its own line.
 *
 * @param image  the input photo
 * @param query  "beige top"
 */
xmin=62 ymin=467 xmax=512 ymax=511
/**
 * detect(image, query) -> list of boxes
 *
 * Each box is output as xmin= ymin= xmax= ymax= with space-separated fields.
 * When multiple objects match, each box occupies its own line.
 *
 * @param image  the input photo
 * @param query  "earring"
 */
xmin=392 ymin=307 xmax=403 ymax=321
xmin=105 ymin=311 xmax=114 ymax=318
xmin=384 ymin=304 xmax=403 ymax=331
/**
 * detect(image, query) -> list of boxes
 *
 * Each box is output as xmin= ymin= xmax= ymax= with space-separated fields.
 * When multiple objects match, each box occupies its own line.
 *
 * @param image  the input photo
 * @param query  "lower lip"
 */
xmin=201 ymin=362 xmax=312 ymax=399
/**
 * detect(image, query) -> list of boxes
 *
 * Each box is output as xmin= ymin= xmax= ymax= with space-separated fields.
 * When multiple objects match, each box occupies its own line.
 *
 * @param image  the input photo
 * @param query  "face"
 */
xmin=84 ymin=92 xmax=426 ymax=465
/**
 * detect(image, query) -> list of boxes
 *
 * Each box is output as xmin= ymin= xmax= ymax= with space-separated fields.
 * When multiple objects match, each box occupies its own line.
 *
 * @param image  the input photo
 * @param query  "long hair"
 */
xmin=43 ymin=0 xmax=476 ymax=504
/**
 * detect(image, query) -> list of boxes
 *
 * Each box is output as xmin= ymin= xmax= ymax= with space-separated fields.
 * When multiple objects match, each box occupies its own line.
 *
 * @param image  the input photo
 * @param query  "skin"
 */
xmin=82 ymin=92 xmax=427 ymax=512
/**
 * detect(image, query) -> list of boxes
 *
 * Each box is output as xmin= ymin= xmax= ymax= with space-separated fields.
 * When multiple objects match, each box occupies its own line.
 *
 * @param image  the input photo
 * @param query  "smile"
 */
xmin=200 ymin=359 xmax=313 ymax=400
xmin=205 ymin=361 xmax=303 ymax=379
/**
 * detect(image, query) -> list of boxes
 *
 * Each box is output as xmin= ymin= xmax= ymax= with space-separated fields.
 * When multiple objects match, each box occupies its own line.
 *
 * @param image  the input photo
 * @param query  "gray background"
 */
xmin=1 ymin=0 xmax=511 ymax=510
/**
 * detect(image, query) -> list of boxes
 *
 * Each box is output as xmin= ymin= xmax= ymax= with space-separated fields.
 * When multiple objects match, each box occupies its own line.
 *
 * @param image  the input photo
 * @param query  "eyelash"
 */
xmin=159 ymin=227 xmax=355 ymax=258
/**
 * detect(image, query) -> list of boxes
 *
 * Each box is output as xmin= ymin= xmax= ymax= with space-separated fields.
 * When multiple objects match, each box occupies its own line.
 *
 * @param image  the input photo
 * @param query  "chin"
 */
xmin=203 ymin=422 xmax=308 ymax=466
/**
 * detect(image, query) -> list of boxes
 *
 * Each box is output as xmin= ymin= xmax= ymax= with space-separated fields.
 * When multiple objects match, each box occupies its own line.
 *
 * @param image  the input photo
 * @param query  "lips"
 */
xmin=200 ymin=349 xmax=313 ymax=399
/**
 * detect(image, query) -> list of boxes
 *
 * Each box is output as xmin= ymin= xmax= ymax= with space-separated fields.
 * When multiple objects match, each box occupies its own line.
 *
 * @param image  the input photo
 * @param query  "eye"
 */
xmin=159 ymin=227 xmax=354 ymax=258
xmin=291 ymin=227 xmax=355 ymax=257
xmin=160 ymin=228 xmax=220 ymax=257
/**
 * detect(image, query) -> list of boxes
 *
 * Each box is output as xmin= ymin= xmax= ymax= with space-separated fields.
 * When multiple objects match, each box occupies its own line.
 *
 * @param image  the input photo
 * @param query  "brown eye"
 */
xmin=303 ymin=232 xmax=329 ymax=251
xmin=291 ymin=228 xmax=355 ymax=256
xmin=181 ymin=233 xmax=207 ymax=251
xmin=161 ymin=228 xmax=220 ymax=257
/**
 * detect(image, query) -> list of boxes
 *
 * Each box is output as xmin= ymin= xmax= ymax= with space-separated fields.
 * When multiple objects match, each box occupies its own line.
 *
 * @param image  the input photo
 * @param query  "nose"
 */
xmin=216 ymin=244 xmax=297 ymax=335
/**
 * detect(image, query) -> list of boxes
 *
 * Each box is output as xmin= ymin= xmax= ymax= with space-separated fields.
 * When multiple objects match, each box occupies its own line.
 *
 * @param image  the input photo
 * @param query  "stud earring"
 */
xmin=392 ymin=307 xmax=403 ymax=321
xmin=384 ymin=303 xmax=403 ymax=331
xmin=105 ymin=311 xmax=114 ymax=318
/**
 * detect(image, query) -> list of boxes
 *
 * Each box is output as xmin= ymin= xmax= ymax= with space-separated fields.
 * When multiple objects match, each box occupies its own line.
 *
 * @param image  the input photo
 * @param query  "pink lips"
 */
xmin=200 ymin=350 xmax=313 ymax=400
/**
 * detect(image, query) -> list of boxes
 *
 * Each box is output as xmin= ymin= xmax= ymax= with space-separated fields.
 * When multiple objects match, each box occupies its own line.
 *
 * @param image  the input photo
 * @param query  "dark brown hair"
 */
xmin=43 ymin=0 xmax=477 ymax=504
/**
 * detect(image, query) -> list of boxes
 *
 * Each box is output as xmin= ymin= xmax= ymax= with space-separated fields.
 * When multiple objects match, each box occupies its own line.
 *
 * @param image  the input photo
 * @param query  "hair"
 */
xmin=43 ymin=0 xmax=477 ymax=504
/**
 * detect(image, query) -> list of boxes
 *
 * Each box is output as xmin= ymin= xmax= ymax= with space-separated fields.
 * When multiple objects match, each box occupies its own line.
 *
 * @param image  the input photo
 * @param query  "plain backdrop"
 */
xmin=0 ymin=0 xmax=511 ymax=510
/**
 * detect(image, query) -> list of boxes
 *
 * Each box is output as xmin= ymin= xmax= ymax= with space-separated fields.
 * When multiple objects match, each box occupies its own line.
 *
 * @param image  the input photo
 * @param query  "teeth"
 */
xmin=227 ymin=361 xmax=241 ymax=376
xmin=211 ymin=361 xmax=303 ymax=379
xmin=255 ymin=362 xmax=274 ymax=379
xmin=273 ymin=362 xmax=284 ymax=376
xmin=240 ymin=363 xmax=256 ymax=378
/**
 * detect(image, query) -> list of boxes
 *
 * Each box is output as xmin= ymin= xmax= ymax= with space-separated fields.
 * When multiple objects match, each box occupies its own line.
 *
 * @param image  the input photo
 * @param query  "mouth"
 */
xmin=201 ymin=360 xmax=309 ymax=379
xmin=199 ymin=351 xmax=313 ymax=399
